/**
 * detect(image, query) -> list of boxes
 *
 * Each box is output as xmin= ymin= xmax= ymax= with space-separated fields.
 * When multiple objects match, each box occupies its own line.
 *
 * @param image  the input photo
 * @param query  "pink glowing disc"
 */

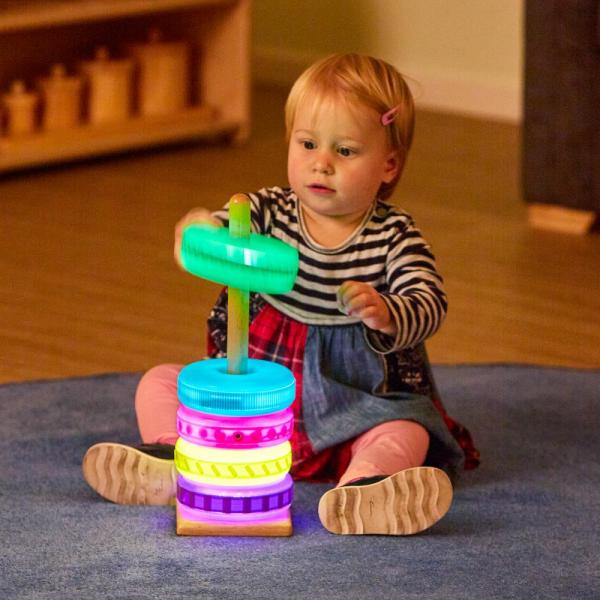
xmin=176 ymin=405 xmax=294 ymax=449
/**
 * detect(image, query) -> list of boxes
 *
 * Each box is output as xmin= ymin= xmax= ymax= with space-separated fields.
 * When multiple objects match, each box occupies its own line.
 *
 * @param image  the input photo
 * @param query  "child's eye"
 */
xmin=337 ymin=146 xmax=355 ymax=157
xmin=302 ymin=140 xmax=316 ymax=150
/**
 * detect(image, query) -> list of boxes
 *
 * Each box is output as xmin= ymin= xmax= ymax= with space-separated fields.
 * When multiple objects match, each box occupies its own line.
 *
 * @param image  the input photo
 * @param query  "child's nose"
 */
xmin=313 ymin=151 xmax=334 ymax=174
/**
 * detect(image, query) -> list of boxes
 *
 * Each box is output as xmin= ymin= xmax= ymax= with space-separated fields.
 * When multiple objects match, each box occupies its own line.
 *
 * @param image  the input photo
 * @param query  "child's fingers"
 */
xmin=337 ymin=281 xmax=393 ymax=332
xmin=352 ymin=304 xmax=379 ymax=321
xmin=337 ymin=281 xmax=376 ymax=313
xmin=176 ymin=208 xmax=221 ymax=234
xmin=345 ymin=292 xmax=376 ymax=315
xmin=337 ymin=280 xmax=367 ymax=306
xmin=176 ymin=209 xmax=220 ymax=232
xmin=340 ymin=291 xmax=382 ymax=320
xmin=174 ymin=208 xmax=222 ymax=267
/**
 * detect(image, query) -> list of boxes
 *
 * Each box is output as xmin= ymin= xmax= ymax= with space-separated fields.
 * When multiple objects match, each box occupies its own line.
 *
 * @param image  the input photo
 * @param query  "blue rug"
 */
xmin=1 ymin=365 xmax=599 ymax=599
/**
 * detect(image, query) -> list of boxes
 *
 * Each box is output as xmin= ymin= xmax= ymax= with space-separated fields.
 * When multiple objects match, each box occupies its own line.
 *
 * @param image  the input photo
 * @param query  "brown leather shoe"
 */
xmin=82 ymin=442 xmax=176 ymax=505
xmin=318 ymin=466 xmax=453 ymax=535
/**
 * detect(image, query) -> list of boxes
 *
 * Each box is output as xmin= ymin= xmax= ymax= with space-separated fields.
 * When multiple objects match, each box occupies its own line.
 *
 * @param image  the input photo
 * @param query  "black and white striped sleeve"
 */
xmin=367 ymin=220 xmax=447 ymax=353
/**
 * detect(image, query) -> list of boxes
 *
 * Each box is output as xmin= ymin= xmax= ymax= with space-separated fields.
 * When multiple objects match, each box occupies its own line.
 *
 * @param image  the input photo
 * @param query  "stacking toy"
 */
xmin=175 ymin=193 xmax=299 ymax=536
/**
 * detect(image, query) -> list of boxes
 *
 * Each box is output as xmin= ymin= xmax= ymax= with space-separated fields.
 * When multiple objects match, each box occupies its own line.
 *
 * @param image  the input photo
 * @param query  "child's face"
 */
xmin=287 ymin=96 xmax=399 ymax=222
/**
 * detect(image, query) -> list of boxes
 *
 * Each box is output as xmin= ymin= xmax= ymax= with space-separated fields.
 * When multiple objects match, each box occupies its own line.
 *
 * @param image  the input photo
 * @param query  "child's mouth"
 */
xmin=308 ymin=184 xmax=335 ymax=194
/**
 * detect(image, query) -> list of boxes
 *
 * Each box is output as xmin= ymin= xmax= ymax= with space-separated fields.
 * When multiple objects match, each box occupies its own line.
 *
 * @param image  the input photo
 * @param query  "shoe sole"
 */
xmin=82 ymin=443 xmax=176 ymax=505
xmin=318 ymin=466 xmax=453 ymax=535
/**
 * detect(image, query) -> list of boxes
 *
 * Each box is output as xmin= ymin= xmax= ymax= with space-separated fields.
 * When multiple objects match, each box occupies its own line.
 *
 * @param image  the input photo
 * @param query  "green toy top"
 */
xmin=180 ymin=223 xmax=299 ymax=294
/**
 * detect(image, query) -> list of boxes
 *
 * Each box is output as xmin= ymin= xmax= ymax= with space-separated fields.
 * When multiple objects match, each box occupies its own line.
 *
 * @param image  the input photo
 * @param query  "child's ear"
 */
xmin=382 ymin=151 xmax=401 ymax=184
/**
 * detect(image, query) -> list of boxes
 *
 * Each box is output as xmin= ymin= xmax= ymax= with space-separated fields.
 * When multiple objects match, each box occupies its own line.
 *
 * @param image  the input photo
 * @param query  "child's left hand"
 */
xmin=337 ymin=281 xmax=397 ymax=337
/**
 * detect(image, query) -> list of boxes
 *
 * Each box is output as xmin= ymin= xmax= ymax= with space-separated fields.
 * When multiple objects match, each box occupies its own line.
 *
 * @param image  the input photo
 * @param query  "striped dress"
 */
xmin=208 ymin=187 xmax=479 ymax=482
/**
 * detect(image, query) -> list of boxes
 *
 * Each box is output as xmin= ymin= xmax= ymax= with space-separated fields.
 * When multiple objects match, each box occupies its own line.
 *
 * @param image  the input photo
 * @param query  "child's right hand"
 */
xmin=174 ymin=207 xmax=222 ymax=268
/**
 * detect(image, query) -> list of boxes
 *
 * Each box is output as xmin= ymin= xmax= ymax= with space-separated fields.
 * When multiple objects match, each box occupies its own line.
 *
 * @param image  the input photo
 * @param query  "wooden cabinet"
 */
xmin=523 ymin=0 xmax=598 ymax=234
xmin=0 ymin=0 xmax=251 ymax=172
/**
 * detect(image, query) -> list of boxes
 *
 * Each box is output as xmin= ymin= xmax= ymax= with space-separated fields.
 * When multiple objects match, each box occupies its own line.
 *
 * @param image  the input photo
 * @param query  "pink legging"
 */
xmin=135 ymin=364 xmax=430 ymax=486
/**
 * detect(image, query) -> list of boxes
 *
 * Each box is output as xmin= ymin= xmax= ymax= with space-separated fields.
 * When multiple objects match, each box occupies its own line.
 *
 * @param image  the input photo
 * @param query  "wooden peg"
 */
xmin=2 ymin=80 xmax=38 ymax=137
xmin=38 ymin=64 xmax=83 ymax=131
xmin=128 ymin=28 xmax=190 ymax=116
xmin=80 ymin=46 xmax=133 ymax=124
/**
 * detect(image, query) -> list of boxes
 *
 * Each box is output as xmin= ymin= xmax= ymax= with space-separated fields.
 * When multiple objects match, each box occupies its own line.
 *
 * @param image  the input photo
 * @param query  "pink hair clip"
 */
xmin=381 ymin=105 xmax=400 ymax=126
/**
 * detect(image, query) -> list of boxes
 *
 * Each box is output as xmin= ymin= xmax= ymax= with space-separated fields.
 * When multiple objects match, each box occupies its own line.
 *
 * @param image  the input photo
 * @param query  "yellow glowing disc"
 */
xmin=174 ymin=438 xmax=292 ymax=486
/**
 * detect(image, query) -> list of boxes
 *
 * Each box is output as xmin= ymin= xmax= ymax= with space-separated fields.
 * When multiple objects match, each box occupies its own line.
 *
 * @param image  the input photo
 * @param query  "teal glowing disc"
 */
xmin=181 ymin=225 xmax=298 ymax=293
xmin=177 ymin=358 xmax=296 ymax=416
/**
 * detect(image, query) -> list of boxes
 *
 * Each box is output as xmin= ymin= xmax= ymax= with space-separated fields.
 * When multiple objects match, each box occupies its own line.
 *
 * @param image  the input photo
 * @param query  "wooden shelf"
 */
xmin=0 ymin=1 xmax=235 ymax=32
xmin=0 ymin=0 xmax=250 ymax=171
xmin=0 ymin=106 xmax=237 ymax=171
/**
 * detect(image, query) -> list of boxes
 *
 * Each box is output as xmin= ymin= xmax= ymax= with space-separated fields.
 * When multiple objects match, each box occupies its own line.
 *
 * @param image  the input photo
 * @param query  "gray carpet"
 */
xmin=1 ymin=365 xmax=599 ymax=599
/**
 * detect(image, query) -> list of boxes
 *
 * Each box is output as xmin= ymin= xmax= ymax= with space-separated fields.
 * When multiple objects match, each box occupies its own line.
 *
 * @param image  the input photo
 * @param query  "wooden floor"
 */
xmin=2 ymin=85 xmax=599 ymax=384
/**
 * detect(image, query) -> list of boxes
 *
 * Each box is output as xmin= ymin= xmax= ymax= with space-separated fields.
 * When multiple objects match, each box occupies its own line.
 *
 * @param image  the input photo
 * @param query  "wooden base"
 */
xmin=528 ymin=203 xmax=596 ymax=235
xmin=176 ymin=504 xmax=293 ymax=537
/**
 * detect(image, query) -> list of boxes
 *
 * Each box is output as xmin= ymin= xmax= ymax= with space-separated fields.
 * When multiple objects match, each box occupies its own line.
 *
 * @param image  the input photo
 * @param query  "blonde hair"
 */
xmin=285 ymin=53 xmax=415 ymax=200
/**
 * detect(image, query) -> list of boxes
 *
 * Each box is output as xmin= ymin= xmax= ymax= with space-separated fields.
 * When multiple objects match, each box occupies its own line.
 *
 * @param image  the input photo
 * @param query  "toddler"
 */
xmin=83 ymin=53 xmax=479 ymax=535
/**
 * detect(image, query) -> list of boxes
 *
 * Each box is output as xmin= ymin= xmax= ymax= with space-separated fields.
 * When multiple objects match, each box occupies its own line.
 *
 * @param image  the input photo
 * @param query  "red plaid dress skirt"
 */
xmin=207 ymin=293 xmax=479 ymax=482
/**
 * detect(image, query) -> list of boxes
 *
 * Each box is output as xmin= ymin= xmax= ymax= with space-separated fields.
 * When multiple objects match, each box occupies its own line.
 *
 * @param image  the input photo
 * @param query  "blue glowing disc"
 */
xmin=177 ymin=358 xmax=296 ymax=416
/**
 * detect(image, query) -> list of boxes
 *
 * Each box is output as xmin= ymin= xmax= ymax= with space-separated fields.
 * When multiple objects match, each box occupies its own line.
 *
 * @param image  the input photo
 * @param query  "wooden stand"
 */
xmin=528 ymin=203 xmax=597 ymax=235
xmin=176 ymin=503 xmax=293 ymax=537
